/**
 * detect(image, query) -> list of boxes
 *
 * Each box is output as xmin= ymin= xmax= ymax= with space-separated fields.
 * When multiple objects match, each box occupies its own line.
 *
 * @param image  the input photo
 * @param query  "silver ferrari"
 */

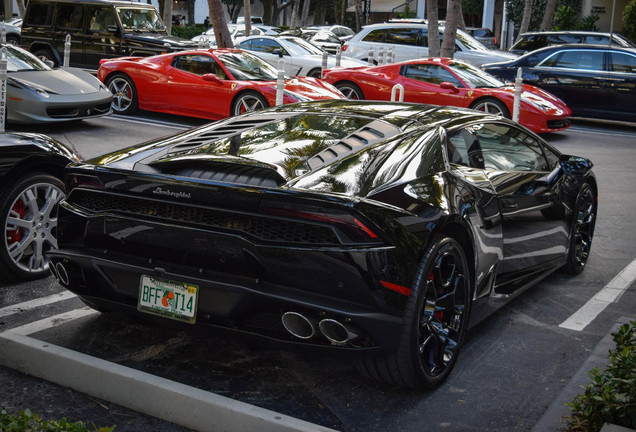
xmin=5 ymin=44 xmax=113 ymax=123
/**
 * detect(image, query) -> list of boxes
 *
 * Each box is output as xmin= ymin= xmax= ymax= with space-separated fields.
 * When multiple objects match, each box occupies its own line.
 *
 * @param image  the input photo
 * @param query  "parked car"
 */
xmin=5 ymin=43 xmax=112 ymax=123
xmin=1 ymin=20 xmax=21 ymax=45
xmin=191 ymin=23 xmax=279 ymax=45
xmin=21 ymin=0 xmax=198 ymax=69
xmin=48 ymin=100 xmax=597 ymax=389
xmin=342 ymin=22 xmax=517 ymax=66
xmin=466 ymin=27 xmax=497 ymax=49
xmin=0 ymin=132 xmax=80 ymax=280
xmin=97 ymin=49 xmax=344 ymax=119
xmin=482 ymin=44 xmax=636 ymax=123
xmin=323 ymin=58 xmax=571 ymax=133
xmin=304 ymin=24 xmax=355 ymax=42
xmin=304 ymin=30 xmax=343 ymax=54
xmin=237 ymin=35 xmax=366 ymax=77
xmin=509 ymin=31 xmax=635 ymax=55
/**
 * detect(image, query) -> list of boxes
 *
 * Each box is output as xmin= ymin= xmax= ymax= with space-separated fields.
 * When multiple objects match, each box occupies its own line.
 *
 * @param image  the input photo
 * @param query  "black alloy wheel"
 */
xmin=357 ymin=235 xmax=471 ymax=389
xmin=563 ymin=183 xmax=596 ymax=274
xmin=0 ymin=173 xmax=65 ymax=280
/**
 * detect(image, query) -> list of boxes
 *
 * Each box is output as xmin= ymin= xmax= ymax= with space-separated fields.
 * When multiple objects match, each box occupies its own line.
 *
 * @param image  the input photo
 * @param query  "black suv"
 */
xmin=21 ymin=0 xmax=198 ymax=69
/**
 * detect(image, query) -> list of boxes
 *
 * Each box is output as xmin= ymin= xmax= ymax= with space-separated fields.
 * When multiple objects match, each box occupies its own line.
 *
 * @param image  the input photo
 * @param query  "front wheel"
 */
xmin=563 ymin=183 xmax=596 ymax=274
xmin=335 ymin=81 xmax=365 ymax=100
xmin=106 ymin=74 xmax=138 ymax=115
xmin=33 ymin=49 xmax=58 ymax=67
xmin=307 ymin=68 xmax=322 ymax=78
xmin=357 ymin=235 xmax=471 ymax=389
xmin=0 ymin=173 xmax=65 ymax=280
xmin=231 ymin=91 xmax=269 ymax=116
xmin=470 ymin=98 xmax=510 ymax=118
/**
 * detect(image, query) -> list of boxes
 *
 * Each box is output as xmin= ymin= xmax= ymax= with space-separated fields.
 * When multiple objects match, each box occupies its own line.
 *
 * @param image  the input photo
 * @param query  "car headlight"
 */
xmin=7 ymin=77 xmax=52 ymax=98
xmin=521 ymin=91 xmax=556 ymax=111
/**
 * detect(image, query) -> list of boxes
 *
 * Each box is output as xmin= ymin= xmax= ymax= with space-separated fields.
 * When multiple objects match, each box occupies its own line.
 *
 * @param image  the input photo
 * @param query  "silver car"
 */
xmin=342 ymin=22 xmax=517 ymax=67
xmin=6 ymin=44 xmax=112 ymax=123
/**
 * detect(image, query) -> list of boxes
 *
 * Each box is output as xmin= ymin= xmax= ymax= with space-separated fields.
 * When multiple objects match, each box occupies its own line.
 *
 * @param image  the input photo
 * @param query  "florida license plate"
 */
xmin=138 ymin=275 xmax=198 ymax=324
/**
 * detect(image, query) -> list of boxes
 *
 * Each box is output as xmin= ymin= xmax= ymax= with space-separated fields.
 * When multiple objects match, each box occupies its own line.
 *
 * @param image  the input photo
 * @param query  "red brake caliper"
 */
xmin=7 ymin=200 xmax=26 ymax=244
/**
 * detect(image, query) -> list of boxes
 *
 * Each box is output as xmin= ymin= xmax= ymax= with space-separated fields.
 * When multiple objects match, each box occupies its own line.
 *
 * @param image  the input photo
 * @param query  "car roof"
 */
xmin=29 ymin=0 xmax=156 ymax=5
xmin=531 ymin=43 xmax=636 ymax=53
xmin=518 ymin=30 xmax=622 ymax=37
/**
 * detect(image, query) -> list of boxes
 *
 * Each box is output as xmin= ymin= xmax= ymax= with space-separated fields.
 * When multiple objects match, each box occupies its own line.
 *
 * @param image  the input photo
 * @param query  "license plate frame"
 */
xmin=138 ymin=275 xmax=199 ymax=324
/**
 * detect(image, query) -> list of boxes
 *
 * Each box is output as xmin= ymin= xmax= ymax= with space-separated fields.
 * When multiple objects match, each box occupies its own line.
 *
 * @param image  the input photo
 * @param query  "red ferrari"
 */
xmin=323 ymin=58 xmax=571 ymax=134
xmin=97 ymin=48 xmax=344 ymax=120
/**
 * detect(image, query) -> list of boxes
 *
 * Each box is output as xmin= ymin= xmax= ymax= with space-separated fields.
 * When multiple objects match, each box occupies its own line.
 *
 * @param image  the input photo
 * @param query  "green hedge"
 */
xmin=0 ymin=409 xmax=115 ymax=432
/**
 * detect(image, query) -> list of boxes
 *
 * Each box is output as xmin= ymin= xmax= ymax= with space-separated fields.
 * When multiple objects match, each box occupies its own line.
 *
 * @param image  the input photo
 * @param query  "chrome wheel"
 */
xmin=336 ymin=82 xmax=364 ymax=100
xmin=106 ymin=75 xmax=137 ymax=114
xmin=2 ymin=175 xmax=65 ymax=279
xmin=471 ymin=98 xmax=510 ymax=118
xmin=232 ymin=92 xmax=268 ymax=116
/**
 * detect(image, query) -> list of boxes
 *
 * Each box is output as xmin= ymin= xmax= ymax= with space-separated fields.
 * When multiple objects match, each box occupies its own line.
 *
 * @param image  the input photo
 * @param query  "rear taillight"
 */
xmin=263 ymin=206 xmax=380 ymax=243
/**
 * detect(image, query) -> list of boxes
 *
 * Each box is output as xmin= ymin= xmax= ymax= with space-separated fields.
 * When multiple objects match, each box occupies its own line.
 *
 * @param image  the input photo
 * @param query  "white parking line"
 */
xmin=0 ymin=291 xmax=77 ymax=318
xmin=8 ymin=308 xmax=99 ymax=335
xmin=559 ymin=258 xmax=636 ymax=331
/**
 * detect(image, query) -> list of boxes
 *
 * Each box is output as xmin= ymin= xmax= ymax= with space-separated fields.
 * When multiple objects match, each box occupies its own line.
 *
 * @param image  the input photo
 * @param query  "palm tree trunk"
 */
xmin=540 ymin=0 xmax=557 ymax=30
xmin=517 ymin=0 xmax=534 ymax=40
xmin=208 ymin=0 xmax=234 ymax=48
xmin=426 ymin=0 xmax=440 ymax=57
xmin=440 ymin=0 xmax=461 ymax=58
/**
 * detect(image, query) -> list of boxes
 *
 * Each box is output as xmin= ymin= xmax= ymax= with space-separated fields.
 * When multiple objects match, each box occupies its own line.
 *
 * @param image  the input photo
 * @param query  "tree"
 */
xmin=163 ymin=0 xmax=173 ymax=34
xmin=301 ymin=0 xmax=311 ymax=27
xmin=540 ymin=0 xmax=558 ymax=30
xmin=208 ymin=0 xmax=234 ymax=47
xmin=290 ymin=0 xmax=300 ymax=28
xmin=426 ymin=0 xmax=441 ymax=57
xmin=243 ymin=0 xmax=252 ymax=34
xmin=517 ymin=0 xmax=534 ymax=40
xmin=16 ymin=0 xmax=25 ymax=17
xmin=441 ymin=0 xmax=461 ymax=58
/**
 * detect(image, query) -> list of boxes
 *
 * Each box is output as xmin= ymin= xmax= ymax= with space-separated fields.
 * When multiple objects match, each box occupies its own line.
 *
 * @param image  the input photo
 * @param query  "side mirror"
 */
xmin=272 ymin=49 xmax=284 ymax=58
xmin=440 ymin=81 xmax=459 ymax=92
xmin=202 ymin=73 xmax=223 ymax=85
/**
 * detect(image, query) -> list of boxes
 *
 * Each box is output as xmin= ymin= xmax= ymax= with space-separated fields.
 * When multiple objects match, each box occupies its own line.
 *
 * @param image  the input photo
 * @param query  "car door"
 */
xmin=456 ymin=122 xmax=569 ymax=294
xmin=53 ymin=2 xmax=85 ymax=67
xmin=398 ymin=63 xmax=468 ymax=107
xmin=239 ymin=38 xmax=294 ymax=76
xmin=162 ymin=54 xmax=232 ymax=119
xmin=529 ymin=48 xmax=610 ymax=117
xmin=607 ymin=50 xmax=636 ymax=122
xmin=84 ymin=4 xmax=124 ymax=68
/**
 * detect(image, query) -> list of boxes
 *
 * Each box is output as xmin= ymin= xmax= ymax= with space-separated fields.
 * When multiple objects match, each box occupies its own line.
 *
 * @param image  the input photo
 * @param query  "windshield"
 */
xmin=448 ymin=61 xmax=504 ymax=88
xmin=281 ymin=37 xmax=324 ymax=55
xmin=455 ymin=30 xmax=490 ymax=51
xmin=6 ymin=45 xmax=50 ymax=72
xmin=116 ymin=7 xmax=165 ymax=31
xmin=218 ymin=52 xmax=279 ymax=81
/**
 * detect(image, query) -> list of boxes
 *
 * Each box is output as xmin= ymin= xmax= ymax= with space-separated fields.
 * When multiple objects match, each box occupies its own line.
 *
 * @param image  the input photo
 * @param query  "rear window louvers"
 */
xmin=307 ymin=119 xmax=401 ymax=170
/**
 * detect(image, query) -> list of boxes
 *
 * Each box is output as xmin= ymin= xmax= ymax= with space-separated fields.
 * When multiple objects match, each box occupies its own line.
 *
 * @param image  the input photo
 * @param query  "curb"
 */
xmin=531 ymin=317 xmax=632 ymax=432
xmin=0 ymin=331 xmax=338 ymax=432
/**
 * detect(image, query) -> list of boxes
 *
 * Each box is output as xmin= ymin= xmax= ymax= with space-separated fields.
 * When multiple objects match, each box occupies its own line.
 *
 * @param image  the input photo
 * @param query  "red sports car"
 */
xmin=323 ymin=58 xmax=571 ymax=134
xmin=97 ymin=48 xmax=344 ymax=120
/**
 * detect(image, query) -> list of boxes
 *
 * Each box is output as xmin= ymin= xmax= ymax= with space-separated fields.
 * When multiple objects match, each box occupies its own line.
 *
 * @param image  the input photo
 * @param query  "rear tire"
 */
xmin=335 ymin=81 xmax=365 ymax=100
xmin=0 ymin=173 xmax=65 ymax=280
xmin=357 ymin=235 xmax=471 ymax=389
xmin=34 ymin=49 xmax=58 ymax=67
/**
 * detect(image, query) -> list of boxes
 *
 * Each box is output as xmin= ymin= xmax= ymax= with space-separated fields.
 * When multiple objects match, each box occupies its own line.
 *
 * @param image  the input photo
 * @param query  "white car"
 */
xmin=237 ymin=35 xmax=366 ymax=77
xmin=342 ymin=22 xmax=517 ymax=67
xmin=192 ymin=24 xmax=279 ymax=46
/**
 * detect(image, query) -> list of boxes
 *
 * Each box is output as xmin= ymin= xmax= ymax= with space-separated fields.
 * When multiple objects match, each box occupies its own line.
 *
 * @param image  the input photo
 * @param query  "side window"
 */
xmin=472 ymin=123 xmax=550 ymax=172
xmin=403 ymin=64 xmax=461 ymax=86
xmin=385 ymin=27 xmax=420 ymax=46
xmin=250 ymin=38 xmax=284 ymax=54
xmin=238 ymin=40 xmax=252 ymax=50
xmin=25 ymin=3 xmax=56 ymax=26
xmin=362 ymin=29 xmax=386 ymax=42
xmin=57 ymin=4 xmax=84 ymax=30
xmin=87 ymin=6 xmax=116 ymax=33
xmin=548 ymin=50 xmax=604 ymax=71
xmin=542 ymin=145 xmax=561 ymax=171
xmin=173 ymin=55 xmax=227 ymax=78
xmin=447 ymin=128 xmax=485 ymax=169
xmin=610 ymin=52 xmax=636 ymax=73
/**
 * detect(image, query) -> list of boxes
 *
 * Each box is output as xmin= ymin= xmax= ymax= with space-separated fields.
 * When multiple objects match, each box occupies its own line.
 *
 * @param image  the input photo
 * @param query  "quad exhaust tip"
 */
xmin=319 ymin=318 xmax=357 ymax=345
xmin=55 ymin=262 xmax=70 ymax=286
xmin=281 ymin=311 xmax=316 ymax=339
